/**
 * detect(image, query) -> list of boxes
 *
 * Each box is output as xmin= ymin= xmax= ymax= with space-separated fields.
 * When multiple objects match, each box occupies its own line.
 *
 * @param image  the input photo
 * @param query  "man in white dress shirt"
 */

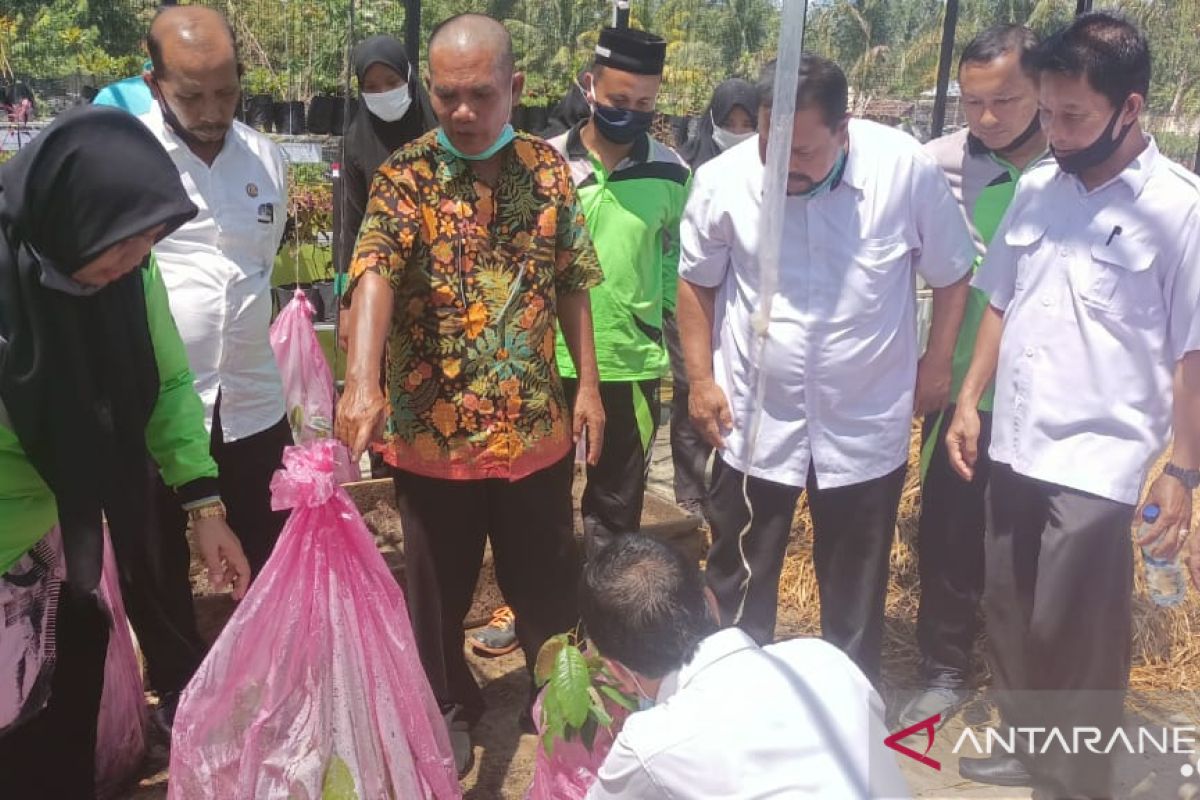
xmin=134 ymin=6 xmax=292 ymax=724
xmin=946 ymin=13 xmax=1200 ymax=796
xmin=676 ymin=54 xmax=974 ymax=681
xmin=580 ymin=535 xmax=909 ymax=799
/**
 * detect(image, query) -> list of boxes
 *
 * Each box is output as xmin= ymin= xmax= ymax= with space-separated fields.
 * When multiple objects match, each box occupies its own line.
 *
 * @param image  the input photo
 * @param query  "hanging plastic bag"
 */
xmin=168 ymin=440 xmax=459 ymax=800
xmin=95 ymin=529 xmax=148 ymax=799
xmin=525 ymin=688 xmax=630 ymax=800
xmin=269 ymin=288 xmax=358 ymax=484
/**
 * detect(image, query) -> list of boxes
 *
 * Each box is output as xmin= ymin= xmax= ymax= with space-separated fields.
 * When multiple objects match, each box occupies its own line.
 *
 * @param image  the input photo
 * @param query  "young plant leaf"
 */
xmin=598 ymin=683 xmax=638 ymax=712
xmin=534 ymin=635 xmax=568 ymax=686
xmin=553 ymin=644 xmax=592 ymax=729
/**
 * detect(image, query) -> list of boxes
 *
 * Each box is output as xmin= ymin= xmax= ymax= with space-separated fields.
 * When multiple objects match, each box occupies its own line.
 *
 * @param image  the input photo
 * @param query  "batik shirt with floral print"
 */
xmin=349 ymin=130 xmax=603 ymax=481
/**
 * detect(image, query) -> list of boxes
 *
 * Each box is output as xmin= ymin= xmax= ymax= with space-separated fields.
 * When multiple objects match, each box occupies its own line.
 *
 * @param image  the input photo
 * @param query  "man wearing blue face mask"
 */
xmin=677 ymin=54 xmax=974 ymax=682
xmin=547 ymin=27 xmax=691 ymax=556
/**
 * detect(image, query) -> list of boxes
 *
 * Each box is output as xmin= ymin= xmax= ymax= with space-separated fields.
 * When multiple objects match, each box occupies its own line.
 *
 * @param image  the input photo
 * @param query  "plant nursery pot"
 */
xmin=273 ymin=101 xmax=306 ymax=135
xmin=246 ymin=94 xmax=274 ymax=132
xmin=307 ymin=95 xmax=337 ymax=135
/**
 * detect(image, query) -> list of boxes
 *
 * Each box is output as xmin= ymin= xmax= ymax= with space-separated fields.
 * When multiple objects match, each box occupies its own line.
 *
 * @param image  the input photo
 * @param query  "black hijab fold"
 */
xmin=345 ymin=35 xmax=436 ymax=179
xmin=0 ymin=105 xmax=197 ymax=591
xmin=680 ymin=78 xmax=760 ymax=170
xmin=540 ymin=71 xmax=592 ymax=139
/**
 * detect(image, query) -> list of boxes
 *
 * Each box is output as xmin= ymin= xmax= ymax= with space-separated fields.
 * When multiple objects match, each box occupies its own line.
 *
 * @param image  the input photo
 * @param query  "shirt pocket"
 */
xmin=854 ymin=234 xmax=910 ymax=273
xmin=1078 ymin=237 xmax=1159 ymax=322
xmin=1003 ymin=220 xmax=1047 ymax=291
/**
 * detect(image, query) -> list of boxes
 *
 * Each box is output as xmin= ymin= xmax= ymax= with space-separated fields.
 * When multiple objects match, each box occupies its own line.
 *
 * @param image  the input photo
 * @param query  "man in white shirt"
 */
xmin=134 ymin=6 xmax=291 ymax=723
xmin=946 ymin=13 xmax=1200 ymax=796
xmin=676 ymin=54 xmax=975 ymax=681
xmin=580 ymin=534 xmax=909 ymax=799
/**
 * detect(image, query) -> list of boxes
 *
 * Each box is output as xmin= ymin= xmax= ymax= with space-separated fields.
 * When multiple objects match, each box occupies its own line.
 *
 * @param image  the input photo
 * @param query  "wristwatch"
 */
xmin=1164 ymin=463 xmax=1200 ymax=491
xmin=187 ymin=499 xmax=228 ymax=523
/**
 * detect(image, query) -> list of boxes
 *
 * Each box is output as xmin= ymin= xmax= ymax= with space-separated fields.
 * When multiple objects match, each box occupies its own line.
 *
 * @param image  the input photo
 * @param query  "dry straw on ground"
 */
xmin=776 ymin=423 xmax=1200 ymax=716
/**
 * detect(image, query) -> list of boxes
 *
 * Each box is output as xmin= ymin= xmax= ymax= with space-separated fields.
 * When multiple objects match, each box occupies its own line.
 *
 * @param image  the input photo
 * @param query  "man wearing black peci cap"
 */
xmin=548 ymin=27 xmax=691 ymax=556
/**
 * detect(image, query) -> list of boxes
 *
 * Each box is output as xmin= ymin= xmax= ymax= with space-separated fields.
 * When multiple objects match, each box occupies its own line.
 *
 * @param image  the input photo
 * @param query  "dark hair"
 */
xmin=429 ymin=13 xmax=515 ymax=76
xmin=147 ymin=7 xmax=239 ymax=79
xmin=757 ymin=53 xmax=848 ymax=128
xmin=959 ymin=24 xmax=1039 ymax=79
xmin=580 ymin=535 xmax=718 ymax=678
xmin=1032 ymin=11 xmax=1150 ymax=109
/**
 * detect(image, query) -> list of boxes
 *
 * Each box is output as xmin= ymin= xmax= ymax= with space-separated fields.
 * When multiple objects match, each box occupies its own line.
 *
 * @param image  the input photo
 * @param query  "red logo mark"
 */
xmin=884 ymin=714 xmax=941 ymax=771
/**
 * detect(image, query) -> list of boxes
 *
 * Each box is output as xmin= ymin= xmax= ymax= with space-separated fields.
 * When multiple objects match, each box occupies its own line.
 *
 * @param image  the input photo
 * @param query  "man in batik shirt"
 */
xmin=335 ymin=13 xmax=604 ymax=775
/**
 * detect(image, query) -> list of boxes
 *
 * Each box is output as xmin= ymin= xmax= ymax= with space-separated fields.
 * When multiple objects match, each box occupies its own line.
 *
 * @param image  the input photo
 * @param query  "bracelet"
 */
xmin=1164 ymin=463 xmax=1200 ymax=491
xmin=187 ymin=499 xmax=227 ymax=523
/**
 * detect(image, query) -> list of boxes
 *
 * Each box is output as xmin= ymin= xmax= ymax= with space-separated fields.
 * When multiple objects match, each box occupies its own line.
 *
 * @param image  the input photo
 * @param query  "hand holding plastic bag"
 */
xmin=168 ymin=440 xmax=459 ymax=800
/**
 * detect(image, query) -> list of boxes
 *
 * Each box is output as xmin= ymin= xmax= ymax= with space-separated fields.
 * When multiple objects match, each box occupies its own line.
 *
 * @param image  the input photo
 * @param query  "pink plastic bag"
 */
xmin=269 ymin=289 xmax=358 ymax=484
xmin=168 ymin=440 xmax=459 ymax=800
xmin=525 ymin=689 xmax=629 ymax=800
xmin=95 ymin=530 xmax=148 ymax=799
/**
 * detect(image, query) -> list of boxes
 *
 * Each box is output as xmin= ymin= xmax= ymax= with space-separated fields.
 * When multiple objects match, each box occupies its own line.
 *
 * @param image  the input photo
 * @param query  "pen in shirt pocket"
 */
xmin=1105 ymin=225 xmax=1122 ymax=246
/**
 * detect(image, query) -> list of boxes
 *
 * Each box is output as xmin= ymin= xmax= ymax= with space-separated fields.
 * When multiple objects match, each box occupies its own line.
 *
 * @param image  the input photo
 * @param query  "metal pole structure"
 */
xmin=930 ymin=0 xmax=959 ymax=140
xmin=1076 ymin=0 xmax=1093 ymax=15
xmin=405 ymin=0 xmax=422 ymax=69
xmin=613 ymin=0 xmax=630 ymax=28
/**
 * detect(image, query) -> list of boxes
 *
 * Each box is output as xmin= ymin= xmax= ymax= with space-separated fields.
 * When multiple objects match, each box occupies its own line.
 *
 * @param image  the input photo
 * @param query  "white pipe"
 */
xmin=732 ymin=0 xmax=808 ymax=626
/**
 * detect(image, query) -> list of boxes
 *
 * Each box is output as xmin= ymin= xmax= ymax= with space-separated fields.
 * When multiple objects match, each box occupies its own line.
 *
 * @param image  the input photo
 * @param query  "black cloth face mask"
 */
xmin=1052 ymin=102 xmax=1134 ymax=175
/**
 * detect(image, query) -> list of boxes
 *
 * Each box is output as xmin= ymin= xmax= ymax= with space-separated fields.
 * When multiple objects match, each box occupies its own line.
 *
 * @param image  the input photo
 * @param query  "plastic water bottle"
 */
xmin=1139 ymin=504 xmax=1187 ymax=608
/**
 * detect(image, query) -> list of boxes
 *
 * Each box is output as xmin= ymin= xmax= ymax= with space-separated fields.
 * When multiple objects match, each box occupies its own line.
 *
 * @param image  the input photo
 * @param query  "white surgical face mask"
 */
xmin=363 ymin=85 xmax=412 ymax=122
xmin=710 ymin=111 xmax=754 ymax=152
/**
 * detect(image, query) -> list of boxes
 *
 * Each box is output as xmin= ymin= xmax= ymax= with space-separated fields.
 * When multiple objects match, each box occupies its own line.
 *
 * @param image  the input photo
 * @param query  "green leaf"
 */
xmin=588 ymin=687 xmax=613 ymax=727
xmin=552 ymin=644 xmax=592 ymax=729
xmin=541 ymin=729 xmax=556 ymax=756
xmin=321 ymin=754 xmax=359 ymax=800
xmin=534 ymin=635 xmax=567 ymax=686
xmin=599 ymin=683 xmax=638 ymax=712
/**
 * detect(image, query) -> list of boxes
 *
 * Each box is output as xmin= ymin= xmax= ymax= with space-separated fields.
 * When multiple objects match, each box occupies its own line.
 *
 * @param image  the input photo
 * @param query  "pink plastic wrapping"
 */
xmin=168 ymin=440 xmax=460 ymax=800
xmin=95 ymin=529 xmax=148 ymax=800
xmin=525 ymin=689 xmax=629 ymax=800
xmin=269 ymin=289 xmax=358 ymax=484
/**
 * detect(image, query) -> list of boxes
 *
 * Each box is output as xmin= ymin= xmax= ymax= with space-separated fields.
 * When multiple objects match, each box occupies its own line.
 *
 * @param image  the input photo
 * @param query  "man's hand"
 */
xmin=690 ymin=378 xmax=733 ymax=449
xmin=944 ymin=403 xmax=981 ymax=481
xmin=1137 ymin=473 xmax=1193 ymax=560
xmin=337 ymin=305 xmax=352 ymax=352
xmin=192 ymin=516 xmax=251 ymax=600
xmin=1188 ymin=523 xmax=1200 ymax=591
xmin=335 ymin=381 xmax=388 ymax=462
xmin=573 ymin=381 xmax=605 ymax=466
xmin=914 ymin=353 xmax=953 ymax=417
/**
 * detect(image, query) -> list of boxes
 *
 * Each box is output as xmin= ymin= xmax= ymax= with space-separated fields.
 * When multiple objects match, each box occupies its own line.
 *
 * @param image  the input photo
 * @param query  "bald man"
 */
xmin=336 ymin=13 xmax=604 ymax=775
xmin=132 ymin=6 xmax=290 ymax=729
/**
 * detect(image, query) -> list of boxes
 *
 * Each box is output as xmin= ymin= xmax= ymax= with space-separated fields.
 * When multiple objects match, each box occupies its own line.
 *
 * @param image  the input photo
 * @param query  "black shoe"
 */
xmin=897 ymin=686 xmax=971 ymax=730
xmin=958 ymin=754 xmax=1034 ymax=787
xmin=151 ymin=691 xmax=182 ymax=739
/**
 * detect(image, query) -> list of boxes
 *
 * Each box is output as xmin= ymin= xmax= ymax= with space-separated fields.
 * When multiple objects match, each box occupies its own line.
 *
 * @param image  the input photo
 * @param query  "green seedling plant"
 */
xmin=533 ymin=630 xmax=637 ymax=756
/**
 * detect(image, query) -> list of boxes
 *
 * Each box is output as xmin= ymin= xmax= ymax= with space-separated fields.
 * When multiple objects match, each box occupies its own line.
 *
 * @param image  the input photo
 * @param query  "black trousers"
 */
xmin=663 ymin=312 xmax=711 ymax=505
xmin=914 ymin=406 xmax=992 ymax=687
xmin=131 ymin=403 xmax=291 ymax=696
xmin=984 ymin=464 xmax=1134 ymax=798
xmin=0 ymin=586 xmax=109 ymax=799
xmin=393 ymin=452 xmax=581 ymax=721
xmin=563 ymin=378 xmax=661 ymax=556
xmin=705 ymin=455 xmax=906 ymax=682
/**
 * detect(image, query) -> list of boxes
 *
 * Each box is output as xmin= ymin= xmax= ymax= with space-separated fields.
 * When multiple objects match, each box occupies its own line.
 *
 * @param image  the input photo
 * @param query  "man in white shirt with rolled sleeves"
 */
xmin=142 ymin=6 xmax=291 ymax=581
xmin=676 ymin=53 xmax=974 ymax=683
xmin=946 ymin=13 xmax=1200 ymax=797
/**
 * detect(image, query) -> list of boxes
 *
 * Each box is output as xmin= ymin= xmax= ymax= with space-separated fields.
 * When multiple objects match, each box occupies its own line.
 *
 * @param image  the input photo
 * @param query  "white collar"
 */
xmin=655 ymin=628 xmax=759 ymax=703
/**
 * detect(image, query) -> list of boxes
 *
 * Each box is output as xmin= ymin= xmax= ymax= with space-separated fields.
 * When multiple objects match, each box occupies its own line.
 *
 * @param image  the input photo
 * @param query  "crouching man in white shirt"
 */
xmin=580 ymin=535 xmax=910 ymax=799
xmin=676 ymin=53 xmax=975 ymax=682
xmin=946 ymin=12 xmax=1200 ymax=798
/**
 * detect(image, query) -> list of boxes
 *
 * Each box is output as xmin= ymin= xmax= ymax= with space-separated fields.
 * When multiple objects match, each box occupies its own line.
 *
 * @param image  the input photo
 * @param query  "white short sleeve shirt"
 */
xmin=585 ymin=629 xmax=911 ymax=800
xmin=974 ymin=139 xmax=1200 ymax=504
xmin=679 ymin=120 xmax=976 ymax=488
xmin=140 ymin=107 xmax=288 ymax=442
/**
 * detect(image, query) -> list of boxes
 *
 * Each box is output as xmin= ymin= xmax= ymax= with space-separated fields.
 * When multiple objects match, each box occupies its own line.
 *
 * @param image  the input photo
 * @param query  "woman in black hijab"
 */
xmin=540 ymin=70 xmax=592 ymax=139
xmin=0 ymin=106 xmax=250 ymax=796
xmin=678 ymin=78 xmax=760 ymax=170
xmin=338 ymin=35 xmax=436 ymax=275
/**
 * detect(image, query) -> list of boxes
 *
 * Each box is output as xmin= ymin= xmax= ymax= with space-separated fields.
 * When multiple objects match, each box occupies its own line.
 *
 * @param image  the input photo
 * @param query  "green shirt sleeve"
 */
xmin=661 ymin=177 xmax=691 ymax=314
xmin=142 ymin=255 xmax=220 ymax=489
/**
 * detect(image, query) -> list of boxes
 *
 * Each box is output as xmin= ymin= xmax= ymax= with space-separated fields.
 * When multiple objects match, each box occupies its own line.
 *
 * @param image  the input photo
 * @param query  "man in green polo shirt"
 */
xmin=549 ymin=26 xmax=690 ymax=554
xmin=899 ymin=24 xmax=1051 ymax=730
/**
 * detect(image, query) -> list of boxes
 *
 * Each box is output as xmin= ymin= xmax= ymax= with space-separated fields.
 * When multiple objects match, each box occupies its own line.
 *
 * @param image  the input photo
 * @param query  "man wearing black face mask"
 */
xmin=547 ymin=28 xmax=691 ymax=555
xmin=946 ymin=13 xmax=1200 ymax=796
xmin=128 ymin=5 xmax=291 ymax=731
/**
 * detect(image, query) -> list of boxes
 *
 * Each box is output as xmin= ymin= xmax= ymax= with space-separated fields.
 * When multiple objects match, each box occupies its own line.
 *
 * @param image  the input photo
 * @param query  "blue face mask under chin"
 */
xmin=437 ymin=124 xmax=517 ymax=161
